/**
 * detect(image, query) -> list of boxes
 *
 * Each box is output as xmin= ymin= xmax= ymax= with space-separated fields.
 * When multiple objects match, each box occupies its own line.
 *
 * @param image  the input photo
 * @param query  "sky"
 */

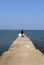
xmin=0 ymin=0 xmax=44 ymax=30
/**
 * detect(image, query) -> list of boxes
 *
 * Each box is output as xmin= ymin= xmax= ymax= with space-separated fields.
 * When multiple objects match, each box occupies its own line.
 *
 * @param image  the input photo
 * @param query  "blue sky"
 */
xmin=0 ymin=0 xmax=44 ymax=30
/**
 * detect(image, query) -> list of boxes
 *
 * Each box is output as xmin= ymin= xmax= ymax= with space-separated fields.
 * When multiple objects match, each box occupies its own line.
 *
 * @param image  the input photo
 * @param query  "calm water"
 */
xmin=0 ymin=30 xmax=44 ymax=55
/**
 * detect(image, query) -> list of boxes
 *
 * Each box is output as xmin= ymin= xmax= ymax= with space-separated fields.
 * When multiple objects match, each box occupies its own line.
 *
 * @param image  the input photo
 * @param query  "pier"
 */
xmin=0 ymin=35 xmax=44 ymax=65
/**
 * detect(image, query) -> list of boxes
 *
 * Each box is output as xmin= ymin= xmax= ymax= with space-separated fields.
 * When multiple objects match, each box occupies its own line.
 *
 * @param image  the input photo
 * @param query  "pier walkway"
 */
xmin=0 ymin=35 xmax=44 ymax=65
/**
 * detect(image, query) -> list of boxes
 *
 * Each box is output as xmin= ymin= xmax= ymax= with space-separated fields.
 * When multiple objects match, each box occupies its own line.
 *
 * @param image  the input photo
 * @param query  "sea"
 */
xmin=0 ymin=30 xmax=44 ymax=55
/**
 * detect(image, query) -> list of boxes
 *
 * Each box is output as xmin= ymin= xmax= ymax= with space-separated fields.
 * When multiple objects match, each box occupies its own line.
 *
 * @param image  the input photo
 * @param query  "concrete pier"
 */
xmin=0 ymin=35 xmax=44 ymax=65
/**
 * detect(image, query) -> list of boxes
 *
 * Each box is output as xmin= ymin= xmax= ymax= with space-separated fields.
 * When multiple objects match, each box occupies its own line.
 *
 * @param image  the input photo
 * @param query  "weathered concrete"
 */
xmin=0 ymin=35 xmax=44 ymax=65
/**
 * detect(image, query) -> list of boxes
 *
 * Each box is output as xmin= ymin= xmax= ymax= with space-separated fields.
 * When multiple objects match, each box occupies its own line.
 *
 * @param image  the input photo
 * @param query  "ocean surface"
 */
xmin=0 ymin=30 xmax=44 ymax=55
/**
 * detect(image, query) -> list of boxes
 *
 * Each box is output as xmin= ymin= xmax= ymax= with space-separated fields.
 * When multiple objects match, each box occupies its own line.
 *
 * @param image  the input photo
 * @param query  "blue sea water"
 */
xmin=0 ymin=30 xmax=44 ymax=55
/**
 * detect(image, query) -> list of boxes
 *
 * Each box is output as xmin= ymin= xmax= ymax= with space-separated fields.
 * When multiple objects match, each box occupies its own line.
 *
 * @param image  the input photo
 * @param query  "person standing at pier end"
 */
xmin=21 ymin=30 xmax=24 ymax=37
